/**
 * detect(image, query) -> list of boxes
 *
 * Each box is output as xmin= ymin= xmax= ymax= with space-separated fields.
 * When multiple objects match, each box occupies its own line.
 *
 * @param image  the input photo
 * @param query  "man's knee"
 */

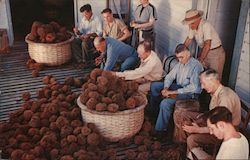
xmin=150 ymin=82 xmax=163 ymax=96
xmin=160 ymin=99 xmax=174 ymax=112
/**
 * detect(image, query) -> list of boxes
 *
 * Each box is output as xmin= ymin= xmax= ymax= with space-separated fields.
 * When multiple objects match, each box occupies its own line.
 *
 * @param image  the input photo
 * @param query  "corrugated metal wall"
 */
xmin=235 ymin=10 xmax=250 ymax=106
xmin=131 ymin=0 xmax=193 ymax=59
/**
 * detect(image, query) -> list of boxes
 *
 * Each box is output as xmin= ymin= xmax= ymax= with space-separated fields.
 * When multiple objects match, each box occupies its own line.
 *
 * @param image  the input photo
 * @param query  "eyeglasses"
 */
xmin=176 ymin=56 xmax=184 ymax=60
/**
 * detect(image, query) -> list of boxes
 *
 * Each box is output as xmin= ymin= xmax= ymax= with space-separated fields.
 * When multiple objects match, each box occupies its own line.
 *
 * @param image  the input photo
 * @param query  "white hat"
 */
xmin=182 ymin=9 xmax=203 ymax=25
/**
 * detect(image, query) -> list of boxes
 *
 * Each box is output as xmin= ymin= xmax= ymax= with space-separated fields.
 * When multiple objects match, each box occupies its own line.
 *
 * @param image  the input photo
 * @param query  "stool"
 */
xmin=0 ymin=29 xmax=10 ymax=54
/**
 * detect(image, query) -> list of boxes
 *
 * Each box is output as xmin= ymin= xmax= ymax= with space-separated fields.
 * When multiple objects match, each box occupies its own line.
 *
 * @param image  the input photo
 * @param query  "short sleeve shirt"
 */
xmin=188 ymin=20 xmax=221 ymax=49
xmin=103 ymin=18 xmax=127 ymax=39
xmin=209 ymin=85 xmax=241 ymax=126
xmin=134 ymin=3 xmax=157 ymax=31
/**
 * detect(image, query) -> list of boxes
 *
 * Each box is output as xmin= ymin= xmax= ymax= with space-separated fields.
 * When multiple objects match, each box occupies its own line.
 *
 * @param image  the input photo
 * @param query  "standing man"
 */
xmin=207 ymin=107 xmax=249 ymax=160
xmin=132 ymin=0 xmax=157 ymax=47
xmin=101 ymin=8 xmax=131 ymax=42
xmin=93 ymin=37 xmax=139 ymax=72
xmin=71 ymin=4 xmax=102 ymax=64
xmin=183 ymin=9 xmax=225 ymax=80
xmin=181 ymin=69 xmax=241 ymax=159
xmin=150 ymin=44 xmax=203 ymax=132
xmin=115 ymin=40 xmax=163 ymax=95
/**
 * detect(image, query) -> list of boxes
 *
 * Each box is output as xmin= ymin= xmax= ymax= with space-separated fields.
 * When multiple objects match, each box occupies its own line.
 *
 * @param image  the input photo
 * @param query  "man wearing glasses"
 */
xmin=150 ymin=44 xmax=203 ymax=133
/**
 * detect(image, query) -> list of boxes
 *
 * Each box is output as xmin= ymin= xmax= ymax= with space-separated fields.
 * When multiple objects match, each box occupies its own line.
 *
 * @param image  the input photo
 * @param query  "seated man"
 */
xmin=180 ymin=69 xmax=241 ymax=159
xmin=93 ymin=37 xmax=139 ymax=71
xmin=115 ymin=40 xmax=163 ymax=94
xmin=101 ymin=8 xmax=131 ymax=42
xmin=206 ymin=107 xmax=249 ymax=160
xmin=150 ymin=44 xmax=203 ymax=132
xmin=71 ymin=4 xmax=102 ymax=64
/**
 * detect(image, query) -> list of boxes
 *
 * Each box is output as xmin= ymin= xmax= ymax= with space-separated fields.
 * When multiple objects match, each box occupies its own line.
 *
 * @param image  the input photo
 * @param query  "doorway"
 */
xmin=9 ymin=0 xmax=74 ymax=41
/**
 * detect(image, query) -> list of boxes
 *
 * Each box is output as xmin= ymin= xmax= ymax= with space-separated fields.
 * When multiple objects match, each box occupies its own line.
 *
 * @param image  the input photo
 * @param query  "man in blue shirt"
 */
xmin=93 ymin=37 xmax=139 ymax=71
xmin=150 ymin=44 xmax=203 ymax=131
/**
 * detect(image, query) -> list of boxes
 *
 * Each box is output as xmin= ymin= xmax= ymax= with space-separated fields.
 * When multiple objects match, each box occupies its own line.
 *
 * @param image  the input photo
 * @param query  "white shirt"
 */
xmin=115 ymin=51 xmax=163 ymax=81
xmin=216 ymin=133 xmax=249 ymax=160
xmin=188 ymin=19 xmax=221 ymax=49
xmin=79 ymin=15 xmax=102 ymax=36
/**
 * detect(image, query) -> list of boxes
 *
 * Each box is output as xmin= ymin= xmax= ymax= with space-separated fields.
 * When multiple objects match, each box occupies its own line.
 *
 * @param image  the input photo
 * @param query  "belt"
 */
xmin=142 ymin=28 xmax=153 ymax=32
xmin=210 ymin=45 xmax=222 ymax=50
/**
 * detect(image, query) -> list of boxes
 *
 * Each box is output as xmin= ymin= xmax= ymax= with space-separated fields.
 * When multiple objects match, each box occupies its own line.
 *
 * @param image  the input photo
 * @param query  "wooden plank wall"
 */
xmin=131 ymin=0 xmax=193 ymax=59
xmin=235 ymin=10 xmax=250 ymax=106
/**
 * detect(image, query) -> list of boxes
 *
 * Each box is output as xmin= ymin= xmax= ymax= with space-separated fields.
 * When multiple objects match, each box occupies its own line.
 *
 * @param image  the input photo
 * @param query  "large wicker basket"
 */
xmin=25 ymin=34 xmax=74 ymax=66
xmin=77 ymin=93 xmax=147 ymax=142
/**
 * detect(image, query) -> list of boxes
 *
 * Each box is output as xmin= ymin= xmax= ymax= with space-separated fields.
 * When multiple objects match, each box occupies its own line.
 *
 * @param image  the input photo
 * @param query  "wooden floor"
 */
xmin=1 ymin=42 xmax=174 ymax=160
xmin=0 ymin=42 xmax=90 ymax=121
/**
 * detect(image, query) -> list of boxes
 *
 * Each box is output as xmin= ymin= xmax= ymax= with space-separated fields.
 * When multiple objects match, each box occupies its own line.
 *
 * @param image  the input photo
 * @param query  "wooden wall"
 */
xmin=131 ymin=0 xmax=193 ymax=59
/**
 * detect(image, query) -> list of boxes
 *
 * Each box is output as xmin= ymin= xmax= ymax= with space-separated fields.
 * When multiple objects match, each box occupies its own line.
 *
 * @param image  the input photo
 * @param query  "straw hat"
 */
xmin=182 ymin=9 xmax=203 ymax=25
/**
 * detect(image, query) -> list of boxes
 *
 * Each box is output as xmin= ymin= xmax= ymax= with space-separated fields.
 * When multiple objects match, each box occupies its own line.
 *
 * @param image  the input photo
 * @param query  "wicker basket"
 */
xmin=25 ymin=34 xmax=74 ymax=66
xmin=77 ymin=93 xmax=147 ymax=142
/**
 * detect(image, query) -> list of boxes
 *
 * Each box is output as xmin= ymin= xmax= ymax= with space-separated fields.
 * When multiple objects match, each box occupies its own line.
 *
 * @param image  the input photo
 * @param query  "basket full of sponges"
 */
xmin=25 ymin=21 xmax=74 ymax=66
xmin=77 ymin=69 xmax=148 ymax=142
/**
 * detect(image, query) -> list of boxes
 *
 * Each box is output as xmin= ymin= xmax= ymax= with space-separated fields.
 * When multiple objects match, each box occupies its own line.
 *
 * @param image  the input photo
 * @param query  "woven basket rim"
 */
xmin=25 ymin=32 xmax=74 ymax=46
xmin=77 ymin=93 xmax=147 ymax=116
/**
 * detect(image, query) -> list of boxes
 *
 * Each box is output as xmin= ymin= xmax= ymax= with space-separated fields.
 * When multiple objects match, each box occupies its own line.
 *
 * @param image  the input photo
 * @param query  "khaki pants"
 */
xmin=138 ymin=82 xmax=151 ymax=95
xmin=204 ymin=46 xmax=225 ymax=80
xmin=173 ymin=104 xmax=200 ymax=143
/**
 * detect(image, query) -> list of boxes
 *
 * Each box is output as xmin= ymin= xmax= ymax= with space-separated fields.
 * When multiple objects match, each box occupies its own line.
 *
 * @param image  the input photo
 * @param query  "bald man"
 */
xmin=115 ymin=40 xmax=163 ymax=94
xmin=93 ymin=37 xmax=139 ymax=72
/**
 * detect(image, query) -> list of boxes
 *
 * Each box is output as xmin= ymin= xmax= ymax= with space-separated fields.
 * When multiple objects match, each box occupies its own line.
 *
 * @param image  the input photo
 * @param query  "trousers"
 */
xmin=150 ymin=82 xmax=199 ymax=131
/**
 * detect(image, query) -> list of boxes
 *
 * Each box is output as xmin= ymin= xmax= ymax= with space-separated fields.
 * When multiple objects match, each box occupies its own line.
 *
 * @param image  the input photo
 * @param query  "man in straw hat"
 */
xmin=183 ymin=9 xmax=225 ymax=81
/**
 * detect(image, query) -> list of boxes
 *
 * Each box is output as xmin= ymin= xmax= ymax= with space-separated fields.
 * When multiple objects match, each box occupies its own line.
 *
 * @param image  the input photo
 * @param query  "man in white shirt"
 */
xmin=206 ymin=106 xmax=249 ymax=160
xmin=71 ymin=4 xmax=102 ymax=64
xmin=183 ymin=9 xmax=225 ymax=80
xmin=115 ymin=40 xmax=163 ymax=94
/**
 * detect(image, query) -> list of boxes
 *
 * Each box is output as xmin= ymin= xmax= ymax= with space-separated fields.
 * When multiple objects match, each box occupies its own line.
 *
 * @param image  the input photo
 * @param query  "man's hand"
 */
xmin=95 ymin=56 xmax=103 ymax=66
xmin=73 ymin=27 xmax=79 ymax=35
xmin=161 ymin=89 xmax=177 ymax=98
xmin=182 ymin=123 xmax=200 ymax=134
xmin=80 ymin=34 xmax=90 ymax=41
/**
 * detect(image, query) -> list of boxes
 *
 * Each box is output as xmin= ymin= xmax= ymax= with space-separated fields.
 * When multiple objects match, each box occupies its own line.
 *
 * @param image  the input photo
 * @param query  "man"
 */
xmin=101 ymin=8 xmax=131 ymax=42
xmin=132 ymin=0 xmax=157 ymax=46
xmin=93 ymin=37 xmax=139 ymax=71
xmin=71 ymin=4 xmax=102 ymax=64
xmin=150 ymin=44 xmax=203 ymax=132
xmin=181 ymin=69 xmax=241 ymax=159
xmin=206 ymin=107 xmax=249 ymax=160
xmin=115 ymin=40 xmax=163 ymax=94
xmin=183 ymin=9 xmax=225 ymax=80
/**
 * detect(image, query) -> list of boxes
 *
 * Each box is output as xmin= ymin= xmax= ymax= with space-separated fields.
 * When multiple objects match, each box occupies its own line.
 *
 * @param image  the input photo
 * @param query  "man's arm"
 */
xmin=198 ymin=40 xmax=211 ymax=62
xmin=184 ymin=37 xmax=192 ymax=47
xmin=177 ymin=64 xmax=203 ymax=94
xmin=134 ymin=18 xmax=155 ymax=29
xmin=103 ymin=47 xmax=118 ymax=71
xmin=163 ymin=64 xmax=178 ymax=88
xmin=118 ymin=28 xmax=131 ymax=41
xmin=183 ymin=123 xmax=210 ymax=134
xmin=115 ymin=59 xmax=154 ymax=80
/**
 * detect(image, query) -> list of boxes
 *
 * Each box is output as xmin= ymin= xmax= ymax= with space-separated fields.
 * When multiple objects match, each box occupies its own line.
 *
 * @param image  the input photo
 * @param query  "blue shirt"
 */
xmin=164 ymin=57 xmax=203 ymax=94
xmin=103 ymin=37 xmax=138 ymax=71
